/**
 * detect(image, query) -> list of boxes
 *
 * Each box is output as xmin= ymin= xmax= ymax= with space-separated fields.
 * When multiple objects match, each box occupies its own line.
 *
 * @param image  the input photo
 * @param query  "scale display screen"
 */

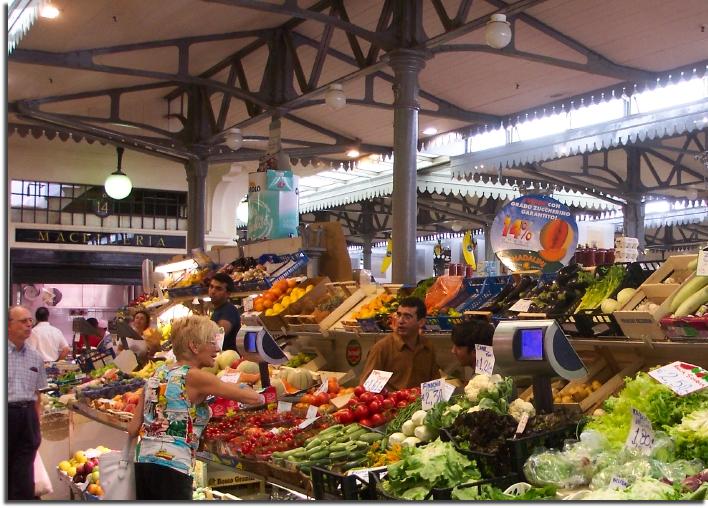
xmin=244 ymin=331 xmax=259 ymax=353
xmin=518 ymin=328 xmax=544 ymax=360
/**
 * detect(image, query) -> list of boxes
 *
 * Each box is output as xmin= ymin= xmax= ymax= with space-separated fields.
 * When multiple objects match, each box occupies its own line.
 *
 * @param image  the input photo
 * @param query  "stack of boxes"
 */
xmin=614 ymin=237 xmax=640 ymax=262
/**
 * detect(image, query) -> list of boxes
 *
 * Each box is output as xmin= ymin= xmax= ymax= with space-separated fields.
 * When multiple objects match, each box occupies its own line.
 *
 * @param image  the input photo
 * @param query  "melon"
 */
xmin=216 ymin=350 xmax=240 ymax=371
xmin=617 ymin=288 xmax=636 ymax=308
xmin=271 ymin=379 xmax=286 ymax=397
xmin=201 ymin=365 xmax=219 ymax=375
xmin=236 ymin=360 xmax=260 ymax=375
xmin=285 ymin=368 xmax=312 ymax=391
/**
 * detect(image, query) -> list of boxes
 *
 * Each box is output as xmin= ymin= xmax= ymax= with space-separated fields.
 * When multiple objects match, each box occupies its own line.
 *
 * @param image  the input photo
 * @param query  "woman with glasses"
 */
xmin=126 ymin=315 xmax=264 ymax=500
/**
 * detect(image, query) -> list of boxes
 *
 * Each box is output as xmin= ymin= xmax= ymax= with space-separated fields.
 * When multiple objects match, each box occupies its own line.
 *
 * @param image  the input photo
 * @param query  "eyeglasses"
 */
xmin=11 ymin=318 xmax=34 ymax=324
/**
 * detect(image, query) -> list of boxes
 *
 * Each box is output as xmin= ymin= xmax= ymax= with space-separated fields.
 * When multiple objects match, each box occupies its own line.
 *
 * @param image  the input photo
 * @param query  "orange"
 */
xmin=253 ymin=299 xmax=264 ymax=312
xmin=287 ymin=278 xmax=297 ymax=289
xmin=261 ymin=297 xmax=274 ymax=309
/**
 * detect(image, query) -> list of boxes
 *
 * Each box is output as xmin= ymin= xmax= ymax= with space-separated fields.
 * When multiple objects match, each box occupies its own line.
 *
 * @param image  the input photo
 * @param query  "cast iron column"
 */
xmin=362 ymin=235 xmax=373 ymax=270
xmin=387 ymin=49 xmax=427 ymax=285
xmin=623 ymin=148 xmax=645 ymax=250
xmin=185 ymin=159 xmax=208 ymax=251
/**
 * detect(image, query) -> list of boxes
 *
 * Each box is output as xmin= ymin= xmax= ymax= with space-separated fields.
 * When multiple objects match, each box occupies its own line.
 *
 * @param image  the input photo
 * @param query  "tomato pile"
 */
xmin=332 ymin=385 xmax=420 ymax=428
xmin=203 ymin=408 xmax=301 ymax=442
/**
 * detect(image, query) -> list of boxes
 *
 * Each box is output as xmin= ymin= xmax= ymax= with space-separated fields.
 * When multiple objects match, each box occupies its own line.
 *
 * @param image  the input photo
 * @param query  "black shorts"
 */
xmin=134 ymin=462 xmax=193 ymax=500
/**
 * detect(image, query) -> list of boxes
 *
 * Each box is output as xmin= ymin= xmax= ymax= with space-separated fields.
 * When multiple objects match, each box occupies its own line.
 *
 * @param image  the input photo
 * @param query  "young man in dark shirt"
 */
xmin=208 ymin=273 xmax=241 ymax=351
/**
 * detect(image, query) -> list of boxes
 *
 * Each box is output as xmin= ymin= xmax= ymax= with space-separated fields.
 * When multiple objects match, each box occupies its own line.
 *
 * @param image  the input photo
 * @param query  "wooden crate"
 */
xmin=329 ymin=285 xmax=397 ymax=332
xmin=284 ymin=287 xmax=369 ymax=336
xmin=259 ymin=277 xmax=331 ymax=333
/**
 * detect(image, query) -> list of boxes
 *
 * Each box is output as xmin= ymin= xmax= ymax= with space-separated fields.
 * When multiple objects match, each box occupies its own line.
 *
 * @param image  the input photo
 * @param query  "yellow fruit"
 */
xmin=58 ymin=460 xmax=71 ymax=472
xmin=305 ymin=285 xmax=314 ymax=293
xmin=272 ymin=303 xmax=284 ymax=314
xmin=264 ymin=308 xmax=274 ymax=316
xmin=67 ymin=466 xmax=76 ymax=477
xmin=74 ymin=451 xmax=87 ymax=464
xmin=281 ymin=296 xmax=291 ymax=308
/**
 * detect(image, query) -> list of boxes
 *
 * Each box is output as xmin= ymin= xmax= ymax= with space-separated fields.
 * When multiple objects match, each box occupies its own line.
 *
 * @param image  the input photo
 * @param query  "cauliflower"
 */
xmin=464 ymin=374 xmax=493 ymax=402
xmin=509 ymin=398 xmax=536 ymax=422
xmin=464 ymin=373 xmax=513 ymax=404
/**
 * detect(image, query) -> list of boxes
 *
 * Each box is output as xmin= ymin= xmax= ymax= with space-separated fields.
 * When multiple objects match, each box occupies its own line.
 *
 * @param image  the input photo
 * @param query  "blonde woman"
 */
xmin=127 ymin=315 xmax=264 ymax=500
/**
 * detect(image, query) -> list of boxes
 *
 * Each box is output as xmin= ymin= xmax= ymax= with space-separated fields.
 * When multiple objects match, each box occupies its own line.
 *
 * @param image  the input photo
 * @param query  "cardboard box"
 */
xmin=242 ymin=237 xmax=303 ymax=259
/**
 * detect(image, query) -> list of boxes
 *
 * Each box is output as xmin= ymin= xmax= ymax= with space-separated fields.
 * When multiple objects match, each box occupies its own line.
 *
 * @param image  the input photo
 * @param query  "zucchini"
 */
xmin=329 ymin=450 xmax=350 ymax=460
xmin=674 ymin=284 xmax=708 ymax=317
xmin=342 ymin=457 xmax=368 ymax=470
xmin=358 ymin=432 xmax=383 ymax=443
xmin=305 ymin=445 xmax=326 ymax=456
xmin=345 ymin=424 xmax=364 ymax=435
xmin=329 ymin=442 xmax=349 ymax=452
xmin=347 ymin=428 xmax=368 ymax=441
xmin=669 ymin=275 xmax=708 ymax=313
xmin=305 ymin=438 xmax=323 ymax=449
xmin=687 ymin=256 xmax=699 ymax=272
xmin=309 ymin=449 xmax=331 ymax=460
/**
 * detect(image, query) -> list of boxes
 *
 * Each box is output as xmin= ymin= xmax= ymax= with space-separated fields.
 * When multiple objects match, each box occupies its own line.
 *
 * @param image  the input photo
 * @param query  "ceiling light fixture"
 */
xmin=40 ymin=3 xmax=60 ymax=19
xmin=104 ymin=147 xmax=132 ymax=200
xmin=422 ymin=127 xmax=438 ymax=136
xmin=224 ymin=128 xmax=243 ymax=150
xmin=485 ymin=14 xmax=512 ymax=49
xmin=325 ymin=84 xmax=347 ymax=110
xmin=346 ymin=149 xmax=360 ymax=158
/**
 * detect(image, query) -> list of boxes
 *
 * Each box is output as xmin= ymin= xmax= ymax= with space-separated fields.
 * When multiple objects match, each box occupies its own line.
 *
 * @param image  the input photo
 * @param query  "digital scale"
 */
xmin=235 ymin=324 xmax=288 ymax=388
xmin=493 ymin=319 xmax=587 ymax=413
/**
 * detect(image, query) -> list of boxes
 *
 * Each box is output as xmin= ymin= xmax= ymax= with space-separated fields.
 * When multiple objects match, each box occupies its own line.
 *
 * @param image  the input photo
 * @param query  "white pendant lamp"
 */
xmin=485 ymin=14 xmax=512 ymax=49
xmin=104 ymin=147 xmax=132 ymax=200
xmin=225 ymin=127 xmax=243 ymax=150
xmin=325 ymin=84 xmax=346 ymax=110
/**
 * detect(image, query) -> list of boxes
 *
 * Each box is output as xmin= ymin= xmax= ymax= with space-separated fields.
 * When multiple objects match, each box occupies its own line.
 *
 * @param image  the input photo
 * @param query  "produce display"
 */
xmin=284 ymin=352 xmax=317 ymax=368
xmin=506 ymin=265 xmax=593 ymax=316
xmin=254 ymin=278 xmax=312 ymax=315
xmin=57 ymin=446 xmax=112 ymax=498
xmin=329 ymin=385 xmax=420 ymax=428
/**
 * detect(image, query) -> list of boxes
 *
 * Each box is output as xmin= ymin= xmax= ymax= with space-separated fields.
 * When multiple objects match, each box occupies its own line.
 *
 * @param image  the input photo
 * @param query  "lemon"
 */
xmin=305 ymin=284 xmax=314 ymax=293
xmin=272 ymin=303 xmax=284 ymax=314
xmin=58 ymin=460 xmax=71 ymax=472
xmin=265 ymin=308 xmax=275 ymax=316
xmin=281 ymin=296 xmax=291 ymax=308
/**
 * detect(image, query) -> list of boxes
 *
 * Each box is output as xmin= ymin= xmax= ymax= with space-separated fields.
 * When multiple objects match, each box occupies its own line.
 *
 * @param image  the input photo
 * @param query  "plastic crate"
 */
xmin=311 ymin=466 xmax=386 ymax=500
xmin=430 ymin=474 xmax=519 ymax=500
xmin=457 ymin=276 xmax=512 ymax=312
xmin=75 ymin=349 xmax=116 ymax=374
xmin=425 ymin=314 xmax=464 ymax=332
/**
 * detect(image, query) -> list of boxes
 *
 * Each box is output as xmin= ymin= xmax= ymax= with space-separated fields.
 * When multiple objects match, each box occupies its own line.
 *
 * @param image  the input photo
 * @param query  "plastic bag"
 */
xmin=99 ymin=437 xmax=137 ymax=500
xmin=424 ymin=276 xmax=463 ymax=313
xmin=34 ymin=452 xmax=53 ymax=497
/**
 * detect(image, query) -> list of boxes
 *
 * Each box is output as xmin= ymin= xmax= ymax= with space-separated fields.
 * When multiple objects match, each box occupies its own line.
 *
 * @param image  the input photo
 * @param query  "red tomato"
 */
xmin=397 ymin=400 xmax=409 ymax=409
xmin=409 ymin=387 xmax=420 ymax=396
xmin=353 ymin=404 xmax=369 ymax=420
xmin=368 ymin=401 xmax=381 ymax=414
xmin=354 ymin=385 xmax=366 ymax=397
xmin=370 ymin=413 xmax=384 ymax=427
xmin=374 ymin=394 xmax=384 ymax=404
xmin=380 ymin=388 xmax=390 ymax=397
xmin=314 ymin=392 xmax=330 ymax=406
xmin=360 ymin=392 xmax=374 ymax=404
xmin=334 ymin=409 xmax=354 ymax=425
xmin=407 ymin=392 xmax=419 ymax=402
xmin=359 ymin=418 xmax=373 ymax=428
xmin=382 ymin=398 xmax=394 ymax=410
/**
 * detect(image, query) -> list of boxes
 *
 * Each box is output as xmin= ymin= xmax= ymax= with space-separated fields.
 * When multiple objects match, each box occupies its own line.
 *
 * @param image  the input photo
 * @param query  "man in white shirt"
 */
xmin=27 ymin=307 xmax=70 ymax=362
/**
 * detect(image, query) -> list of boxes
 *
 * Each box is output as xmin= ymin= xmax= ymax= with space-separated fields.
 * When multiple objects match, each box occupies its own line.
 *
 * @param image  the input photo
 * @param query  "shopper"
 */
xmin=450 ymin=318 xmax=495 ymax=368
xmin=359 ymin=296 xmax=440 ymax=390
xmin=74 ymin=317 xmax=104 ymax=355
xmin=96 ymin=319 xmax=115 ymax=356
xmin=127 ymin=314 xmax=264 ymax=500
xmin=27 ymin=306 xmax=70 ymax=362
xmin=8 ymin=305 xmax=48 ymax=500
xmin=116 ymin=310 xmax=150 ymax=364
xmin=208 ymin=272 xmax=240 ymax=351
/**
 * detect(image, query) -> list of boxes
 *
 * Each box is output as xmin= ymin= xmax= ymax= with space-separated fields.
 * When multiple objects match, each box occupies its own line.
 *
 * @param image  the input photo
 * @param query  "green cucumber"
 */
xmin=329 ymin=450 xmax=350 ymax=460
xmin=329 ymin=442 xmax=349 ymax=452
xmin=674 ymin=284 xmax=708 ymax=317
xmin=342 ymin=457 xmax=368 ymax=470
xmin=353 ymin=441 xmax=371 ymax=450
xmin=358 ymin=432 xmax=383 ymax=443
xmin=305 ymin=438 xmax=323 ymax=449
xmin=291 ymin=448 xmax=309 ymax=458
xmin=347 ymin=428 xmax=368 ymax=441
xmin=345 ymin=424 xmax=364 ymax=434
xmin=322 ymin=424 xmax=344 ymax=434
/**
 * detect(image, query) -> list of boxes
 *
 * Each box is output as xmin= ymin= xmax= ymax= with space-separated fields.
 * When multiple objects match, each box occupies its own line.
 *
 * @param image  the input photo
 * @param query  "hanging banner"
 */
xmin=462 ymin=230 xmax=477 ymax=269
xmin=247 ymin=170 xmax=299 ymax=241
xmin=380 ymin=238 xmax=393 ymax=273
xmin=490 ymin=194 xmax=578 ymax=273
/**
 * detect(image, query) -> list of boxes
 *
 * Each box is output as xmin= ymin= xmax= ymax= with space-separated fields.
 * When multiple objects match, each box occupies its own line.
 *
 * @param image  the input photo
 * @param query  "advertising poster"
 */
xmin=247 ymin=170 xmax=299 ymax=240
xmin=490 ymin=194 xmax=578 ymax=273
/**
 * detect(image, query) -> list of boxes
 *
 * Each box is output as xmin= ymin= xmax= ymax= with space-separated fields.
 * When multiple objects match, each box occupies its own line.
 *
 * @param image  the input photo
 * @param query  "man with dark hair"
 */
xmin=8 ymin=305 xmax=48 ymax=499
xmin=208 ymin=272 xmax=240 ymax=351
xmin=359 ymin=296 xmax=440 ymax=390
xmin=450 ymin=318 xmax=495 ymax=368
xmin=28 ymin=306 xmax=70 ymax=362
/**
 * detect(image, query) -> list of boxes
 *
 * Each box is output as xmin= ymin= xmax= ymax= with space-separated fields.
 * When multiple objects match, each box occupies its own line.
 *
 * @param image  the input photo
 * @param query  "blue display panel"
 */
xmin=519 ymin=328 xmax=544 ymax=360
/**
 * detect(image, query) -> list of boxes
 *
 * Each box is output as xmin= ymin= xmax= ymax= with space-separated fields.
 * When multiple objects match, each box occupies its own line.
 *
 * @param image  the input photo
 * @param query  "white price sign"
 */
xmin=625 ymin=408 xmax=654 ymax=453
xmin=220 ymin=372 xmax=241 ymax=384
xmin=317 ymin=376 xmax=329 ymax=394
xmin=421 ymin=379 xmax=444 ymax=410
xmin=475 ymin=344 xmax=495 ymax=375
xmin=697 ymin=249 xmax=708 ymax=277
xmin=297 ymin=416 xmax=319 ymax=430
xmin=363 ymin=370 xmax=393 ymax=393
xmin=509 ymin=299 xmax=533 ymax=312
xmin=515 ymin=413 xmax=529 ymax=435
xmin=277 ymin=401 xmax=292 ymax=413
xmin=346 ymin=466 xmax=388 ymax=484
xmin=649 ymin=361 xmax=708 ymax=396
xmin=306 ymin=404 xmax=319 ymax=419
xmin=442 ymin=381 xmax=456 ymax=402
xmin=609 ymin=477 xmax=630 ymax=491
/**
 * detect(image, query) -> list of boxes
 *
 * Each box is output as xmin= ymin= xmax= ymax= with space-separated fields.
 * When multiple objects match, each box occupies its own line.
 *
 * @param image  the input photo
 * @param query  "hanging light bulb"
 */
xmin=325 ymin=84 xmax=346 ymax=110
xmin=225 ymin=128 xmax=243 ymax=150
xmin=104 ymin=147 xmax=132 ymax=200
xmin=485 ymin=14 xmax=512 ymax=49
xmin=40 ymin=3 xmax=60 ymax=18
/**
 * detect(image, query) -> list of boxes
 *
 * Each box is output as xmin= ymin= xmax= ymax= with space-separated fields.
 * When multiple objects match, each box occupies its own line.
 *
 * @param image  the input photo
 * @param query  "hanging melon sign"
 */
xmin=490 ymin=194 xmax=578 ymax=273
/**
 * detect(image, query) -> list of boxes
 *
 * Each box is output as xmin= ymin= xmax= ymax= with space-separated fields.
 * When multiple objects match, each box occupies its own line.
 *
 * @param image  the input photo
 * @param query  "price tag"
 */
xmin=330 ymin=393 xmax=353 ymax=409
xmin=442 ymin=381 xmax=456 ymax=402
xmin=649 ymin=361 xmax=708 ymax=396
xmin=346 ymin=466 xmax=388 ymax=484
xmin=363 ymin=370 xmax=393 ymax=393
xmin=243 ymin=296 xmax=255 ymax=312
xmin=475 ymin=344 xmax=495 ymax=376
xmin=297 ymin=416 xmax=319 ymax=430
xmin=515 ymin=413 xmax=529 ymax=435
xmin=421 ymin=379 xmax=444 ymax=410
xmin=509 ymin=299 xmax=533 ymax=312
xmin=317 ymin=376 xmax=329 ymax=394
xmin=306 ymin=404 xmax=319 ymax=419
xmin=697 ymin=249 xmax=708 ymax=277
xmin=625 ymin=408 xmax=654 ymax=453
xmin=609 ymin=477 xmax=630 ymax=490
xmin=220 ymin=372 xmax=241 ymax=384
xmin=277 ymin=401 xmax=292 ymax=413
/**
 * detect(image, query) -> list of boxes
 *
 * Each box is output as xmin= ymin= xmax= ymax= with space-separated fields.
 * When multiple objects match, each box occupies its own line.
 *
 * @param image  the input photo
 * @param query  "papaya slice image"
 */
xmin=539 ymin=247 xmax=567 ymax=262
xmin=539 ymin=219 xmax=570 ymax=250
